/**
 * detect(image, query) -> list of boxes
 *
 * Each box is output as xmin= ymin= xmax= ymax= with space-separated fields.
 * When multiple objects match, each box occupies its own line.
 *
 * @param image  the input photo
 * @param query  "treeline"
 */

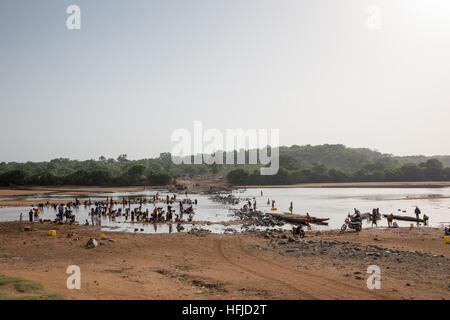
xmin=0 ymin=165 xmax=173 ymax=187
xmin=279 ymin=144 xmax=450 ymax=170
xmin=0 ymin=154 xmax=177 ymax=186
xmin=2 ymin=145 xmax=450 ymax=187
xmin=226 ymin=158 xmax=450 ymax=185
xmin=0 ymin=152 xmax=256 ymax=187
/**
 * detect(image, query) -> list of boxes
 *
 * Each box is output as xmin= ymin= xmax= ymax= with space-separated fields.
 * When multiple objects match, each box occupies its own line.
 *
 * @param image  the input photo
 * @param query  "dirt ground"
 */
xmin=0 ymin=222 xmax=448 ymax=300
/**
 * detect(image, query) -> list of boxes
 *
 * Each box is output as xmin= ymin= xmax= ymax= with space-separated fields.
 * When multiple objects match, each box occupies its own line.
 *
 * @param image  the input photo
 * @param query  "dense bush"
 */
xmin=1 ymin=145 xmax=450 ymax=186
xmin=226 ymin=159 xmax=450 ymax=185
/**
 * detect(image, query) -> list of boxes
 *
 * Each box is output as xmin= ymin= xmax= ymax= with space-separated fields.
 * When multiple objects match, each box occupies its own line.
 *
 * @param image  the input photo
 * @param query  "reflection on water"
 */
xmin=0 ymin=187 xmax=449 ymax=233
xmin=238 ymin=187 xmax=450 ymax=229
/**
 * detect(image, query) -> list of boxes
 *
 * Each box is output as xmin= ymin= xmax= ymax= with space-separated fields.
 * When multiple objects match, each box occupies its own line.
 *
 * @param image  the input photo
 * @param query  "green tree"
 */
xmin=421 ymin=159 xmax=443 ymax=180
xmin=226 ymin=169 xmax=249 ymax=184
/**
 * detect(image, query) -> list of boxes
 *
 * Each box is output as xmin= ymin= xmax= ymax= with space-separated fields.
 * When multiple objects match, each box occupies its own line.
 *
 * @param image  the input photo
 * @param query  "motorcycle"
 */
xmin=341 ymin=214 xmax=362 ymax=233
xmin=292 ymin=225 xmax=305 ymax=238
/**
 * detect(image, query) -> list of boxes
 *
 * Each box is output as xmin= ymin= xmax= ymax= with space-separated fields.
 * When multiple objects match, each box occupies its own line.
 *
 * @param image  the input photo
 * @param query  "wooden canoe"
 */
xmin=382 ymin=214 xmax=425 ymax=223
xmin=272 ymin=213 xmax=329 ymax=224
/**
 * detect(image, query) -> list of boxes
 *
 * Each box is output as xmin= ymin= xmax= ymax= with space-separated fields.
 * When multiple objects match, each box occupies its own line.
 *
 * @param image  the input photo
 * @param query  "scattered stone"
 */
xmin=85 ymin=238 xmax=98 ymax=249
xmin=187 ymin=228 xmax=211 ymax=237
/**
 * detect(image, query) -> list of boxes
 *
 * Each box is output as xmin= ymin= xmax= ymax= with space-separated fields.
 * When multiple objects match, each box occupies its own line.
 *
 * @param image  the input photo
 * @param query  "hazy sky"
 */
xmin=1 ymin=0 xmax=450 ymax=162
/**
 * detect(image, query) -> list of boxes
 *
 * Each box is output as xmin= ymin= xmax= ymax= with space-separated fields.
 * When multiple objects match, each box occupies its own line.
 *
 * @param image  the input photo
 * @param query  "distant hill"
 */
xmin=395 ymin=155 xmax=450 ymax=168
xmin=278 ymin=144 xmax=450 ymax=171
xmin=1 ymin=144 xmax=450 ymax=186
xmin=279 ymin=144 xmax=398 ymax=171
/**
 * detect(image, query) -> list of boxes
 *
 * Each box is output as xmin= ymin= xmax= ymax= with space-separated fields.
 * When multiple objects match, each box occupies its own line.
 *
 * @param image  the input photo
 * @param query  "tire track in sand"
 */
xmin=217 ymin=238 xmax=390 ymax=300
xmin=216 ymin=239 xmax=317 ymax=299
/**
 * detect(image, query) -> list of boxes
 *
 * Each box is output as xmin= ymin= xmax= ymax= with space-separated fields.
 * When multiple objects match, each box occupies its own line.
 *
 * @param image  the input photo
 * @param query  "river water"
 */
xmin=0 ymin=187 xmax=449 ymax=233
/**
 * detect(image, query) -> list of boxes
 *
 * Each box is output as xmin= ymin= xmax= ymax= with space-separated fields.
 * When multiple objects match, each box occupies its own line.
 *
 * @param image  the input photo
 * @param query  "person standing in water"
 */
xmin=387 ymin=213 xmax=394 ymax=228
xmin=289 ymin=202 xmax=293 ymax=214
xmin=415 ymin=206 xmax=421 ymax=220
xmin=306 ymin=212 xmax=311 ymax=230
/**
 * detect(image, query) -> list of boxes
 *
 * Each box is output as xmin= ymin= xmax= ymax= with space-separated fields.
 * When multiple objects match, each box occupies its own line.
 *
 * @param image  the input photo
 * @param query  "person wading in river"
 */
xmin=387 ymin=213 xmax=394 ymax=228
xmin=371 ymin=208 xmax=378 ymax=227
xmin=415 ymin=206 xmax=421 ymax=221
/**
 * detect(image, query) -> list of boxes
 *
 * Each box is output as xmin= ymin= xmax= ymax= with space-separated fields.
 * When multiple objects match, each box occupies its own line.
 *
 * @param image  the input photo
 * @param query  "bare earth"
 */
xmin=0 ymin=222 xmax=448 ymax=300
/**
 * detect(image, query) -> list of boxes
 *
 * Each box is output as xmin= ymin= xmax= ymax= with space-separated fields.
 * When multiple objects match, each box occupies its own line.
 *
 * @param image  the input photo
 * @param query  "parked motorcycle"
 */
xmin=341 ymin=214 xmax=362 ymax=233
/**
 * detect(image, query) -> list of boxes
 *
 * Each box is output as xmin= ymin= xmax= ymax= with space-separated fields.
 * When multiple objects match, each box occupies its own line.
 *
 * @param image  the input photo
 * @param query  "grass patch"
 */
xmin=0 ymin=275 xmax=65 ymax=300
xmin=0 ymin=293 xmax=65 ymax=300
xmin=0 ymin=275 xmax=44 ymax=292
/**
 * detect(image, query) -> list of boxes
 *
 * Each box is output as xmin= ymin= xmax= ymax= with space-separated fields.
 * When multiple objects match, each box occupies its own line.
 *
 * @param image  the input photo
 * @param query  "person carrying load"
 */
xmin=387 ymin=213 xmax=394 ymax=228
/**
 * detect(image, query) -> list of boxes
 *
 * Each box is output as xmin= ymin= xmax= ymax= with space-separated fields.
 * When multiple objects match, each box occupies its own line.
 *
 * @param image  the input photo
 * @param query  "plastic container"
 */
xmin=48 ymin=230 xmax=56 ymax=236
xmin=444 ymin=236 xmax=450 ymax=244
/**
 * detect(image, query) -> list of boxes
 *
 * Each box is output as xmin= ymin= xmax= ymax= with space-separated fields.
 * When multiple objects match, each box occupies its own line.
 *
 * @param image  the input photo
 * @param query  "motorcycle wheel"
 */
xmin=356 ymin=225 xmax=362 ymax=232
xmin=340 ymin=224 xmax=347 ymax=233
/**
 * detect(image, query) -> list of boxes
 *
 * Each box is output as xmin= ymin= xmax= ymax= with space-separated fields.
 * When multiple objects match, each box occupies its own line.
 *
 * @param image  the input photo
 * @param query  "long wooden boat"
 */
xmin=270 ymin=212 xmax=330 ymax=224
xmin=382 ymin=214 xmax=425 ymax=223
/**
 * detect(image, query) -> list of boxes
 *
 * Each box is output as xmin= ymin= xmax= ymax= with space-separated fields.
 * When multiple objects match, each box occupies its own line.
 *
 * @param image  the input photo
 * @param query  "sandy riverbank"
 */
xmin=0 ymin=186 xmax=160 ymax=207
xmin=2 ymin=180 xmax=450 ymax=207
xmin=0 ymin=176 xmax=228 ymax=207
xmin=0 ymin=222 xmax=448 ymax=300
xmin=235 ymin=181 xmax=450 ymax=189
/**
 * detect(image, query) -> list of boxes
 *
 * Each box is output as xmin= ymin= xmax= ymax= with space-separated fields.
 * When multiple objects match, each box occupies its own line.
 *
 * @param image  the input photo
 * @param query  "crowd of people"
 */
xmin=21 ymin=193 xmax=198 ymax=226
xmin=19 ymin=191 xmax=448 ymax=236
